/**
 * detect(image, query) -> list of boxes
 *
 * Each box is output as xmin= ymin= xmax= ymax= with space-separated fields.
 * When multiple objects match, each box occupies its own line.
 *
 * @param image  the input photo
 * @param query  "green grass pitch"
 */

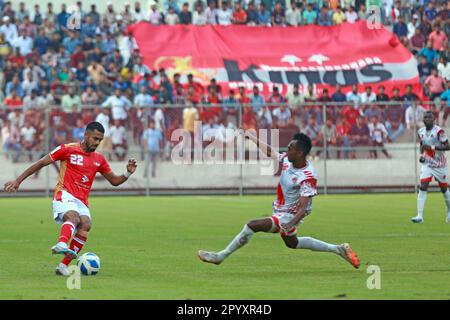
xmin=1 ymin=194 xmax=450 ymax=300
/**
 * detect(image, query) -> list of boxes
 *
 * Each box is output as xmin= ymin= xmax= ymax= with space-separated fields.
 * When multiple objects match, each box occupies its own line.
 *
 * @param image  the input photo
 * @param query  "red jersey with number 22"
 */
xmin=50 ymin=143 xmax=112 ymax=207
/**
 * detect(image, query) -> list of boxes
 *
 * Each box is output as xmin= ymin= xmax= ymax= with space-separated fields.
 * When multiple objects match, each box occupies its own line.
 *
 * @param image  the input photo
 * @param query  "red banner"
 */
xmin=127 ymin=21 xmax=422 ymax=98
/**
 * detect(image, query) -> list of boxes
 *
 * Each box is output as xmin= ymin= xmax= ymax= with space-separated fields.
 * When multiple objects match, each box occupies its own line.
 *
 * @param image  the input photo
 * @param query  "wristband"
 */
xmin=124 ymin=170 xmax=132 ymax=178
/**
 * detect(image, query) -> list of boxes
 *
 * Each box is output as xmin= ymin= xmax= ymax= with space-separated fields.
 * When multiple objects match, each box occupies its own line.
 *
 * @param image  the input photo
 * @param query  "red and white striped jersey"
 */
xmin=418 ymin=125 xmax=448 ymax=168
xmin=272 ymin=153 xmax=318 ymax=215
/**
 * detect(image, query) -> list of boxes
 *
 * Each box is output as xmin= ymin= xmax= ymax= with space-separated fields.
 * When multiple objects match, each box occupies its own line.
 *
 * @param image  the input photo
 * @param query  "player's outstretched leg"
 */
xmin=282 ymin=235 xmax=360 ymax=269
xmin=412 ymin=182 xmax=429 ymax=223
xmin=198 ymin=218 xmax=273 ymax=265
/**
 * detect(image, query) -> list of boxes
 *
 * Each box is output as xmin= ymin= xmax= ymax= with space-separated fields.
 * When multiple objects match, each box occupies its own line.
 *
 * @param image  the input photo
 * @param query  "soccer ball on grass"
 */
xmin=77 ymin=252 xmax=100 ymax=275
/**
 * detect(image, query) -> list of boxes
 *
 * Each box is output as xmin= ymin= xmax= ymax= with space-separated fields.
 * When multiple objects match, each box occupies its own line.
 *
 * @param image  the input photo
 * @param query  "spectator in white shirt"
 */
xmin=368 ymin=116 xmax=391 ymax=159
xmin=133 ymin=1 xmax=146 ymax=22
xmin=23 ymin=89 xmax=44 ymax=110
xmin=132 ymin=56 xmax=151 ymax=76
xmin=2 ymin=120 xmax=22 ymax=162
xmin=134 ymin=85 xmax=154 ymax=116
xmin=202 ymin=116 xmax=219 ymax=141
xmin=0 ymin=16 xmax=18 ymax=44
xmin=205 ymin=2 xmax=218 ymax=25
xmin=346 ymin=85 xmax=362 ymax=107
xmin=43 ymin=3 xmax=57 ymax=25
xmin=142 ymin=119 xmax=163 ymax=178
xmin=22 ymin=72 xmax=38 ymax=97
xmin=134 ymin=86 xmax=154 ymax=106
xmin=102 ymin=89 xmax=133 ymax=121
xmin=22 ymin=61 xmax=46 ymax=84
xmin=110 ymin=119 xmax=128 ymax=161
xmin=40 ymin=88 xmax=55 ymax=106
xmin=193 ymin=3 xmax=207 ymax=25
xmin=285 ymin=1 xmax=301 ymax=26
xmin=102 ymin=1 xmax=117 ymax=26
xmin=286 ymin=84 xmax=305 ymax=127
xmin=407 ymin=14 xmax=419 ymax=39
xmin=345 ymin=6 xmax=358 ymax=23
xmin=437 ymin=57 xmax=450 ymax=81
xmin=165 ymin=7 xmax=180 ymax=25
xmin=147 ymin=2 xmax=163 ymax=25
xmin=81 ymin=86 xmax=99 ymax=105
xmin=153 ymin=106 xmax=166 ymax=133
xmin=217 ymin=1 xmax=232 ymax=25
xmin=360 ymin=86 xmax=377 ymax=104
xmin=95 ymin=108 xmax=113 ymax=160
xmin=13 ymin=29 xmax=33 ymax=56
xmin=120 ymin=2 xmax=134 ymax=24
xmin=405 ymin=103 xmax=426 ymax=130
xmin=272 ymin=104 xmax=292 ymax=127
xmin=8 ymin=109 xmax=25 ymax=128
xmin=215 ymin=118 xmax=236 ymax=145
xmin=20 ymin=121 xmax=37 ymax=161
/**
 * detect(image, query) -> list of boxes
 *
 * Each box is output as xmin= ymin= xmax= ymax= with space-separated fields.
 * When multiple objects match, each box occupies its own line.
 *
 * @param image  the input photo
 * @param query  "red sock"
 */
xmin=61 ymin=234 xmax=87 ymax=266
xmin=58 ymin=222 xmax=76 ymax=244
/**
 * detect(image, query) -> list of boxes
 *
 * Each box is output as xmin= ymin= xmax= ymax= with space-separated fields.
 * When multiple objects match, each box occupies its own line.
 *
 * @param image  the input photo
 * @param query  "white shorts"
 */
xmin=52 ymin=190 xmax=91 ymax=224
xmin=420 ymin=165 xmax=448 ymax=187
xmin=271 ymin=212 xmax=299 ymax=237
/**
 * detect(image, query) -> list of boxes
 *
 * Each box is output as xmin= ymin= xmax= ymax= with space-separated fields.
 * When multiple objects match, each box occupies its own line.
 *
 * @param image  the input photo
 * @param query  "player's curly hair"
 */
xmin=86 ymin=121 xmax=105 ymax=134
xmin=292 ymin=133 xmax=312 ymax=155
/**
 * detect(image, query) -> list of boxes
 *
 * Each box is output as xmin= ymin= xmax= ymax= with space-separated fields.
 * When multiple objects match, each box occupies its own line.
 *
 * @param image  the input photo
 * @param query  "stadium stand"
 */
xmin=0 ymin=0 xmax=448 ymax=194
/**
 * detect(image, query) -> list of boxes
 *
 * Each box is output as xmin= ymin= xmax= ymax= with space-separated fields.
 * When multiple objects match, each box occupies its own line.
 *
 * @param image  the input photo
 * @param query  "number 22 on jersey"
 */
xmin=70 ymin=155 xmax=84 ymax=166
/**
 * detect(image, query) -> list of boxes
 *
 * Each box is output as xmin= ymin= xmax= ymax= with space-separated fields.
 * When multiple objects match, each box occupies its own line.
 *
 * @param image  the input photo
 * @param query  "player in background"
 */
xmin=4 ymin=122 xmax=138 ymax=276
xmin=198 ymin=132 xmax=360 ymax=268
xmin=412 ymin=111 xmax=450 ymax=223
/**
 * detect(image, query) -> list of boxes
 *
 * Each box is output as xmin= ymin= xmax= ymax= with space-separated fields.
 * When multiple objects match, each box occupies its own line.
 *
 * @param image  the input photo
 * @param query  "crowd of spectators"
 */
xmin=0 ymin=0 xmax=448 ymax=165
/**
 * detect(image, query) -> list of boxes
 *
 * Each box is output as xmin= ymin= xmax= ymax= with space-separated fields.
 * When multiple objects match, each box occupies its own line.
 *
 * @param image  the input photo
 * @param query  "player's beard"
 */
xmin=87 ymin=142 xmax=98 ymax=153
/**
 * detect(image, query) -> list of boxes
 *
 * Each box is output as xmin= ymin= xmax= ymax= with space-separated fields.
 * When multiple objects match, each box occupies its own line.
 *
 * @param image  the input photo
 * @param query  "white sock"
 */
xmin=296 ymin=236 xmax=339 ymax=254
xmin=443 ymin=190 xmax=450 ymax=216
xmin=417 ymin=189 xmax=427 ymax=219
xmin=219 ymin=224 xmax=255 ymax=258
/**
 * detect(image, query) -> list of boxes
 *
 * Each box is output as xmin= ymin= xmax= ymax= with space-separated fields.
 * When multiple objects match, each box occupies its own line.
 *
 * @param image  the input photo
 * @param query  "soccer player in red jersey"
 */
xmin=198 ymin=132 xmax=360 ymax=268
xmin=4 ymin=122 xmax=137 ymax=276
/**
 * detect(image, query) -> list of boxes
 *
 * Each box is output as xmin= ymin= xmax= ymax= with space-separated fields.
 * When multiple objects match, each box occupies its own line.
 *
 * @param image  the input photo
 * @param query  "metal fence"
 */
xmin=0 ymin=99 xmax=445 ymax=197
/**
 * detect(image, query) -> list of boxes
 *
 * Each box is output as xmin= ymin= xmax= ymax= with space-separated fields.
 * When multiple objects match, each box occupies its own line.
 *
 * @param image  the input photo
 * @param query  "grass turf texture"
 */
xmin=1 ymin=194 xmax=450 ymax=300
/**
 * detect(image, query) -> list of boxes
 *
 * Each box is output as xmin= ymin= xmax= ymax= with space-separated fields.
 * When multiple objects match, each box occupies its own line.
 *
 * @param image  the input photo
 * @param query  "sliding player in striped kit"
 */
xmin=412 ymin=111 xmax=450 ymax=223
xmin=4 ymin=122 xmax=138 ymax=276
xmin=198 ymin=131 xmax=360 ymax=268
